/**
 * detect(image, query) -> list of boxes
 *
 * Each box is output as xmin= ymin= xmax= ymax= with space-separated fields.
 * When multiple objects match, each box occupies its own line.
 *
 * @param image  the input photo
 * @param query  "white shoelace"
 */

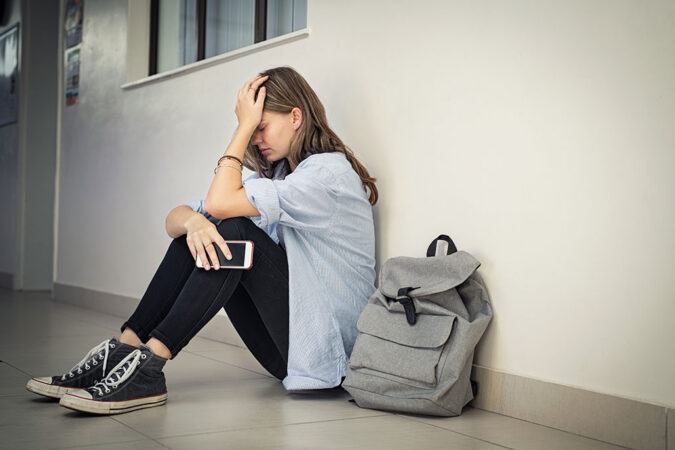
xmin=61 ymin=339 xmax=114 ymax=381
xmin=90 ymin=349 xmax=146 ymax=397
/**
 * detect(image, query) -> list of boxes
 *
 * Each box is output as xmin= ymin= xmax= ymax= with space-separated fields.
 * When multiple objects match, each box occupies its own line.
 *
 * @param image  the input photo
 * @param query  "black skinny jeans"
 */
xmin=121 ymin=217 xmax=289 ymax=380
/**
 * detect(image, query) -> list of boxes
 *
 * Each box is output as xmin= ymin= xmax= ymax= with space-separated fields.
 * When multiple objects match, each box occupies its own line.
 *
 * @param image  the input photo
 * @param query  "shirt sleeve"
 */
xmin=186 ymin=199 xmax=222 ymax=225
xmin=243 ymin=160 xmax=338 ymax=231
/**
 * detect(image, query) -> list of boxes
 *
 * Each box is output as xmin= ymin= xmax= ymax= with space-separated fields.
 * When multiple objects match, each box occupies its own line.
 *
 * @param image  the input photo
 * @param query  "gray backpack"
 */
xmin=343 ymin=235 xmax=493 ymax=416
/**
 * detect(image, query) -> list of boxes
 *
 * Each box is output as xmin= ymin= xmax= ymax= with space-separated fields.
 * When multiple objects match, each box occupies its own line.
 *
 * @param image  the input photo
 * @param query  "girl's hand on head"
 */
xmin=184 ymin=213 xmax=231 ymax=271
xmin=235 ymin=75 xmax=269 ymax=134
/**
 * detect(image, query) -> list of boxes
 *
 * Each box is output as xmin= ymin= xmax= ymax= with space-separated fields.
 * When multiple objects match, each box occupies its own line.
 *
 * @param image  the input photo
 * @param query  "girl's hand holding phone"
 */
xmin=184 ymin=213 xmax=231 ymax=271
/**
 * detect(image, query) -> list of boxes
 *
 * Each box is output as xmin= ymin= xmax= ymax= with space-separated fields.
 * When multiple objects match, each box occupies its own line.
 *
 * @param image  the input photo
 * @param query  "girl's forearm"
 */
xmin=165 ymin=205 xmax=199 ymax=238
xmin=204 ymin=126 xmax=254 ymax=215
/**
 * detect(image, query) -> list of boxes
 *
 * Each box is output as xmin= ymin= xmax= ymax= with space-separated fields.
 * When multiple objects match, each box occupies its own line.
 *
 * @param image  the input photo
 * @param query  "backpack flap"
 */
xmin=352 ymin=303 xmax=457 ymax=384
xmin=356 ymin=303 xmax=455 ymax=348
xmin=379 ymin=251 xmax=481 ymax=299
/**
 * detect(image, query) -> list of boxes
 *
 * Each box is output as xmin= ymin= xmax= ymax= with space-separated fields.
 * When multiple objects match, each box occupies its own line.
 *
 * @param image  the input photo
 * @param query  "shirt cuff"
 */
xmin=186 ymin=199 xmax=204 ymax=213
xmin=282 ymin=374 xmax=342 ymax=391
xmin=186 ymin=199 xmax=221 ymax=225
xmin=243 ymin=178 xmax=281 ymax=228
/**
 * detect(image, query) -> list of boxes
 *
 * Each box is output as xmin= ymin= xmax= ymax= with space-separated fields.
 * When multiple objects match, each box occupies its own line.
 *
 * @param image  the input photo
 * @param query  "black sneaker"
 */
xmin=59 ymin=345 xmax=168 ymax=415
xmin=26 ymin=338 xmax=136 ymax=399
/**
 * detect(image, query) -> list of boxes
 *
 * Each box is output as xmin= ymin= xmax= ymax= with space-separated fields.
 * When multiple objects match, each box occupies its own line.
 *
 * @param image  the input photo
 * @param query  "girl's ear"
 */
xmin=291 ymin=107 xmax=303 ymax=130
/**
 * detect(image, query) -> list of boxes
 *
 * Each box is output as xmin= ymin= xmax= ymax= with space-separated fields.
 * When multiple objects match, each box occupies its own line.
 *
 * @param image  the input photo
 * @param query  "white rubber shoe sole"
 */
xmin=59 ymin=390 xmax=168 ymax=415
xmin=26 ymin=377 xmax=81 ymax=399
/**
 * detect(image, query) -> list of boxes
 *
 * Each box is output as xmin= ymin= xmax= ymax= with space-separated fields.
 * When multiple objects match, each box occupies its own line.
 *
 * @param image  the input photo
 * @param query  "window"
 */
xmin=149 ymin=0 xmax=307 ymax=75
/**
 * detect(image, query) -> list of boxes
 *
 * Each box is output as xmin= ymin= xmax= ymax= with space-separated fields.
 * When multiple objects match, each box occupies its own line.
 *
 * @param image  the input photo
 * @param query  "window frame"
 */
xmin=148 ymin=0 xmax=268 ymax=76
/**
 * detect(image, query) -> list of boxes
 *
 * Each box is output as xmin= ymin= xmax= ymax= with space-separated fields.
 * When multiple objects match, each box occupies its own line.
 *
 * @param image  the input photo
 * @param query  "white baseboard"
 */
xmin=470 ymin=365 xmax=670 ymax=450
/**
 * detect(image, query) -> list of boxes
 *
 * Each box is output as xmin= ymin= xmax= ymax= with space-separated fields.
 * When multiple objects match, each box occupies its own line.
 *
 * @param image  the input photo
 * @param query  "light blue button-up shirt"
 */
xmin=188 ymin=152 xmax=376 ymax=390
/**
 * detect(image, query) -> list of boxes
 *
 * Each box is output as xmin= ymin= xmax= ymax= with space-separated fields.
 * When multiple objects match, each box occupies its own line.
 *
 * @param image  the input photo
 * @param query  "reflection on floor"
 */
xmin=0 ymin=289 xmax=627 ymax=450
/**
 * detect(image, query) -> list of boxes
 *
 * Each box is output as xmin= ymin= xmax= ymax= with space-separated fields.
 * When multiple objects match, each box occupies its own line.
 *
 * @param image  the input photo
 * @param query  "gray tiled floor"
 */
xmin=0 ymin=289 xmax=629 ymax=450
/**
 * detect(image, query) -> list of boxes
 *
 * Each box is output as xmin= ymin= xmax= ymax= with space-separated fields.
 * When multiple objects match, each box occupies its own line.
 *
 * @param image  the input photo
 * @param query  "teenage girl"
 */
xmin=26 ymin=66 xmax=378 ymax=415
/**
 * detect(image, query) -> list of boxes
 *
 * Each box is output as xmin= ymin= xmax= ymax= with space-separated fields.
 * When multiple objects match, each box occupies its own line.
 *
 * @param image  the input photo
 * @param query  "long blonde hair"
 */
xmin=242 ymin=66 xmax=379 ymax=206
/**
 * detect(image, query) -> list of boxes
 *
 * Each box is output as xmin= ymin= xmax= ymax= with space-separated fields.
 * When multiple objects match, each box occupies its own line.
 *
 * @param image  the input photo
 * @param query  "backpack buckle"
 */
xmin=395 ymin=287 xmax=420 ymax=326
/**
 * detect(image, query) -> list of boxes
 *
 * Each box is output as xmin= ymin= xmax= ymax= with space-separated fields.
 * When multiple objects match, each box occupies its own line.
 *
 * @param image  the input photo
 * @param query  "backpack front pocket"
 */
xmin=349 ymin=303 xmax=456 ymax=385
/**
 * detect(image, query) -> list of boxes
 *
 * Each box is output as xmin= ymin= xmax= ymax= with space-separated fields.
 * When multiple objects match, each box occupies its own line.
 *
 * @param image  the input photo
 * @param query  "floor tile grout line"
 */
xmin=149 ymin=412 xmax=393 ymax=441
xmin=184 ymin=340 xmax=248 ymax=352
xmin=185 ymin=349 xmax=271 ymax=377
xmin=110 ymin=416 xmax=175 ymax=449
xmin=51 ymin=311 xmax=124 ymax=333
xmin=153 ymin=438 xmax=175 ymax=450
xmin=0 ymin=393 xmax=39 ymax=398
xmin=394 ymin=414 xmax=516 ymax=450
xmin=182 ymin=349 xmax=273 ymax=379
xmin=470 ymin=407 xmax=635 ymax=449
xmin=1 ymin=359 xmax=34 ymax=377
xmin=191 ymin=338 xmax=247 ymax=350
xmin=50 ymin=437 xmax=163 ymax=450
xmin=41 ymin=297 xmax=131 ymax=333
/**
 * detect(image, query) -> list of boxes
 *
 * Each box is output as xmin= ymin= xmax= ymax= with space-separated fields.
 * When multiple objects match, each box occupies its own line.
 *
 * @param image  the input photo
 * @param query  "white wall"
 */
xmin=56 ymin=0 xmax=675 ymax=407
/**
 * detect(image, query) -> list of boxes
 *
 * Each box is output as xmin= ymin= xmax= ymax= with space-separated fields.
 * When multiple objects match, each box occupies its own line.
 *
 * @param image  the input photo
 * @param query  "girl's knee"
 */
xmin=216 ymin=217 xmax=252 ymax=238
xmin=168 ymin=235 xmax=191 ymax=255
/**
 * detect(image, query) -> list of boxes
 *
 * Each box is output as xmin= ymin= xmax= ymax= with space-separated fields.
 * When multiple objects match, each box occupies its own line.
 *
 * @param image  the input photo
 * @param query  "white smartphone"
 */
xmin=196 ymin=240 xmax=254 ymax=270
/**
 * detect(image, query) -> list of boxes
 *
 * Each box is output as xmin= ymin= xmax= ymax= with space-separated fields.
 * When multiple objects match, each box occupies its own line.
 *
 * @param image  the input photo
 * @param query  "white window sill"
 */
xmin=121 ymin=28 xmax=310 ymax=90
